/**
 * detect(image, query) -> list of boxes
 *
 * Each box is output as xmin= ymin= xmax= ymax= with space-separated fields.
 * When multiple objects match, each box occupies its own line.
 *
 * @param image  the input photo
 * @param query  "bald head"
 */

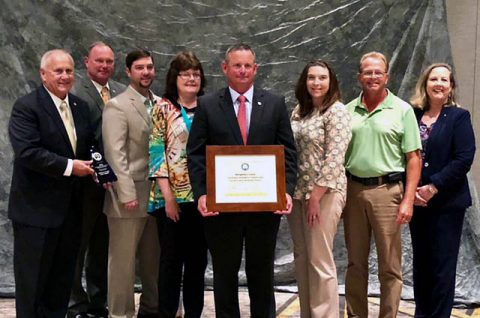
xmin=85 ymin=42 xmax=115 ymax=85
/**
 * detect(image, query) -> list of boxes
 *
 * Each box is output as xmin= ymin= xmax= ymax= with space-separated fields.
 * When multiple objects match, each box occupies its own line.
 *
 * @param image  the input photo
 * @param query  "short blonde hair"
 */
xmin=410 ymin=63 xmax=457 ymax=110
xmin=358 ymin=51 xmax=389 ymax=74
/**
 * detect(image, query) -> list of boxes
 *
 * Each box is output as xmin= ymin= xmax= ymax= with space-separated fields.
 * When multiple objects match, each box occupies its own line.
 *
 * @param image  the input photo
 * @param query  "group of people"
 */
xmin=8 ymin=43 xmax=161 ymax=318
xmin=289 ymin=53 xmax=475 ymax=318
xmin=7 ymin=40 xmax=475 ymax=318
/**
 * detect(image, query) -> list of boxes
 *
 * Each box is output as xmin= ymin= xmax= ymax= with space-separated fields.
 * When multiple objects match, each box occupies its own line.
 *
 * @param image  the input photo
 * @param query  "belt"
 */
xmin=347 ymin=172 xmax=403 ymax=186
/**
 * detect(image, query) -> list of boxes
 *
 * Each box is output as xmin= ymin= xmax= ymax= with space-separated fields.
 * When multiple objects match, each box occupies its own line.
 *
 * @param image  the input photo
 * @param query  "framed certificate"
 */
xmin=206 ymin=145 xmax=286 ymax=212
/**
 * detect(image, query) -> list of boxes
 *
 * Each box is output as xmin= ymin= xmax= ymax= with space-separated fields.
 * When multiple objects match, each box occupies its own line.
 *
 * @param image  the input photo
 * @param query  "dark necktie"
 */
xmin=144 ymin=99 xmax=154 ymax=115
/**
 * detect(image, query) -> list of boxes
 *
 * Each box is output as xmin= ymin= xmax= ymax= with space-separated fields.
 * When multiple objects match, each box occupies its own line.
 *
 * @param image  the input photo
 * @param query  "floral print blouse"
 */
xmin=148 ymin=97 xmax=195 ymax=212
xmin=291 ymin=101 xmax=352 ymax=200
xmin=419 ymin=120 xmax=434 ymax=160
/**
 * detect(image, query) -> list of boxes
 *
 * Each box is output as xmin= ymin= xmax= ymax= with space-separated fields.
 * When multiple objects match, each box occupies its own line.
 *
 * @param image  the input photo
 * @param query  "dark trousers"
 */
xmin=13 ymin=205 xmax=82 ymax=318
xmin=69 ymin=182 xmax=109 ymax=316
xmin=204 ymin=212 xmax=281 ymax=318
xmin=156 ymin=202 xmax=208 ymax=318
xmin=409 ymin=207 xmax=465 ymax=318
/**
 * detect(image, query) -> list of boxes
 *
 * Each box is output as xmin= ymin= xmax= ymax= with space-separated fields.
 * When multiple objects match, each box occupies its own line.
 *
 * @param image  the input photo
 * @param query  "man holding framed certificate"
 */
xmin=187 ymin=43 xmax=297 ymax=318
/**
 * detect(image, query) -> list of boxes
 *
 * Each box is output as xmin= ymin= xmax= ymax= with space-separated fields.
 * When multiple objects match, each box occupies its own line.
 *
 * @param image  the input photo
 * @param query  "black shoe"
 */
xmin=87 ymin=308 xmax=109 ymax=318
xmin=137 ymin=313 xmax=158 ymax=318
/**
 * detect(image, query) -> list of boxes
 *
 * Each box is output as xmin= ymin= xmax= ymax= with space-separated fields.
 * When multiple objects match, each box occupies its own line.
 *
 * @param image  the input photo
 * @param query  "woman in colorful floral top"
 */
xmin=288 ymin=60 xmax=351 ymax=318
xmin=148 ymin=51 xmax=208 ymax=318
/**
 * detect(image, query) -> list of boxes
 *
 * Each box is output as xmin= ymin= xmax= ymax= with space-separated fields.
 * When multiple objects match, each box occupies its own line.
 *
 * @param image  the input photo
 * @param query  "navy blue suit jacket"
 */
xmin=8 ymin=85 xmax=93 ymax=228
xmin=414 ymin=105 xmax=476 ymax=212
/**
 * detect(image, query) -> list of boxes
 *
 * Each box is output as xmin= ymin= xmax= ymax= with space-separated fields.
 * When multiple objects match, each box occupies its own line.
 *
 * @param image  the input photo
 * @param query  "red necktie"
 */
xmin=237 ymin=95 xmax=248 ymax=145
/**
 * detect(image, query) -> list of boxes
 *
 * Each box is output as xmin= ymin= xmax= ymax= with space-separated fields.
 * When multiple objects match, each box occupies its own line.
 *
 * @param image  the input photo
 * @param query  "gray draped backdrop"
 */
xmin=0 ymin=0 xmax=478 ymax=305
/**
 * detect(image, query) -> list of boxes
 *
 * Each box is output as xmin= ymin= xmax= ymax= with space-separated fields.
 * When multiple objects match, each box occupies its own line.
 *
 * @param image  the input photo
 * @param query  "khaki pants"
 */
xmin=107 ymin=216 xmax=160 ymax=318
xmin=343 ymin=180 xmax=403 ymax=318
xmin=288 ymin=191 xmax=345 ymax=318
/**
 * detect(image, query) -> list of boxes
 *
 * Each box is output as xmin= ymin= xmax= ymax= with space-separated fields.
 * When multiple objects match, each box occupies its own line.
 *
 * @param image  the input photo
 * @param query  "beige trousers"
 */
xmin=343 ymin=180 xmax=404 ymax=318
xmin=288 ymin=191 xmax=345 ymax=318
xmin=107 ymin=215 xmax=160 ymax=318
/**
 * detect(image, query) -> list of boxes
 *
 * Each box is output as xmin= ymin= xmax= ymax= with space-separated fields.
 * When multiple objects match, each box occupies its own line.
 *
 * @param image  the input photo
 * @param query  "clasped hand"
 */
xmin=413 ymin=185 xmax=436 ymax=207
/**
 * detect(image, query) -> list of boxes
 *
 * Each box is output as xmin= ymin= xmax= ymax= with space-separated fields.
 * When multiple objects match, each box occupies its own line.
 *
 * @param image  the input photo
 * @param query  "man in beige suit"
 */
xmin=102 ymin=49 xmax=160 ymax=318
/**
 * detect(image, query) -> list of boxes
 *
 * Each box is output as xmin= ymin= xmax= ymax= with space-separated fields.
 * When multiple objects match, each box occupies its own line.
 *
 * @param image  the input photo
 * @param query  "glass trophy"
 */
xmin=90 ymin=146 xmax=117 ymax=184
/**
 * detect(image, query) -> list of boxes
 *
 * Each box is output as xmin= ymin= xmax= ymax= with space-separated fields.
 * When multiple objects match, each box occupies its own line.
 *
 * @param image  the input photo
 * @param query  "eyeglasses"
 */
xmin=361 ymin=70 xmax=387 ymax=78
xmin=178 ymin=72 xmax=201 ymax=80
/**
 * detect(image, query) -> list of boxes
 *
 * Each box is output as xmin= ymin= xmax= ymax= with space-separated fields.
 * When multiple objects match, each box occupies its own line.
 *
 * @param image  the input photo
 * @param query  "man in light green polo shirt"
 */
xmin=343 ymin=52 xmax=422 ymax=318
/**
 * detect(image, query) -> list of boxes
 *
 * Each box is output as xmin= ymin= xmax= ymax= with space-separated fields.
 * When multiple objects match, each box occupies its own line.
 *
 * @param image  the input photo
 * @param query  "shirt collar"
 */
xmin=229 ymin=85 xmax=254 ymax=104
xmin=90 ymin=79 xmax=110 ymax=94
xmin=44 ymin=85 xmax=70 ymax=109
xmin=129 ymin=85 xmax=155 ymax=104
xmin=354 ymin=89 xmax=394 ymax=112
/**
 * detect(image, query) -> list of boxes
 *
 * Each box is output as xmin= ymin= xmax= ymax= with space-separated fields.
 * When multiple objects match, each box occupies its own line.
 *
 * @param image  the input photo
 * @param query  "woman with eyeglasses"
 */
xmin=289 ymin=60 xmax=351 ymax=318
xmin=148 ymin=51 xmax=208 ymax=318
xmin=409 ymin=63 xmax=476 ymax=317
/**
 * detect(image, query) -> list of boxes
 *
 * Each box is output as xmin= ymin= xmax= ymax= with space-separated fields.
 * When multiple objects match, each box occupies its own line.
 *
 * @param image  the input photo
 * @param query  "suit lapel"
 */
xmin=127 ymin=87 xmax=151 ymax=127
xmin=109 ymin=81 xmax=123 ymax=98
xmin=38 ymin=86 xmax=75 ymax=155
xmin=69 ymin=95 xmax=84 ymax=135
xmin=219 ymin=88 xmax=243 ymax=145
xmin=70 ymin=94 xmax=90 ymax=156
xmin=247 ymin=87 xmax=264 ymax=144
xmin=83 ymin=79 xmax=105 ymax=112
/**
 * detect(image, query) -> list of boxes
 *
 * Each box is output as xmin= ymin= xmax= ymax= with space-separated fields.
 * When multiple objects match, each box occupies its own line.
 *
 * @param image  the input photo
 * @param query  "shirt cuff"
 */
xmin=63 ymin=159 xmax=73 ymax=176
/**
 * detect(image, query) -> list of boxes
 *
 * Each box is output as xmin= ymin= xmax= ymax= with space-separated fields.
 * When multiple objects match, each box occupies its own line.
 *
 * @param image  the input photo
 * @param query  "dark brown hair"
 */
xmin=295 ymin=60 xmax=342 ymax=118
xmin=125 ymin=49 xmax=153 ymax=70
xmin=164 ymin=51 xmax=206 ymax=99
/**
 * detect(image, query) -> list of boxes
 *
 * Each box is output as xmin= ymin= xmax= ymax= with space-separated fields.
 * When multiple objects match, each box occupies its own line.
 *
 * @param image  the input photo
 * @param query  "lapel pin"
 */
xmin=257 ymin=101 xmax=262 ymax=106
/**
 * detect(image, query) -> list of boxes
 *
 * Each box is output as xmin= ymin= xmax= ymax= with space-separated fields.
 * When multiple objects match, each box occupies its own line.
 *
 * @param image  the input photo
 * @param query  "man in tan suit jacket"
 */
xmin=102 ymin=49 xmax=160 ymax=318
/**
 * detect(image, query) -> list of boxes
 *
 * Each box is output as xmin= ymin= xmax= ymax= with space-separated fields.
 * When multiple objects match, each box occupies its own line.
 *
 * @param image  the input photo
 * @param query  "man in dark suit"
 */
xmin=8 ymin=49 xmax=94 ymax=318
xmin=68 ymin=41 xmax=126 ymax=318
xmin=187 ymin=43 xmax=297 ymax=318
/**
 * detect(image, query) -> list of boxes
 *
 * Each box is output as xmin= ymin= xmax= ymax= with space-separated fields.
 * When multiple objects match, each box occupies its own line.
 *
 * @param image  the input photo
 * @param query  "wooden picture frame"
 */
xmin=206 ymin=145 xmax=287 ymax=212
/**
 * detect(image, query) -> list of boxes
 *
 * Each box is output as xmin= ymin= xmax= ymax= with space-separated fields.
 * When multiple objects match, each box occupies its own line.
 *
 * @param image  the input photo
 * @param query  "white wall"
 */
xmin=447 ymin=0 xmax=480 ymax=182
